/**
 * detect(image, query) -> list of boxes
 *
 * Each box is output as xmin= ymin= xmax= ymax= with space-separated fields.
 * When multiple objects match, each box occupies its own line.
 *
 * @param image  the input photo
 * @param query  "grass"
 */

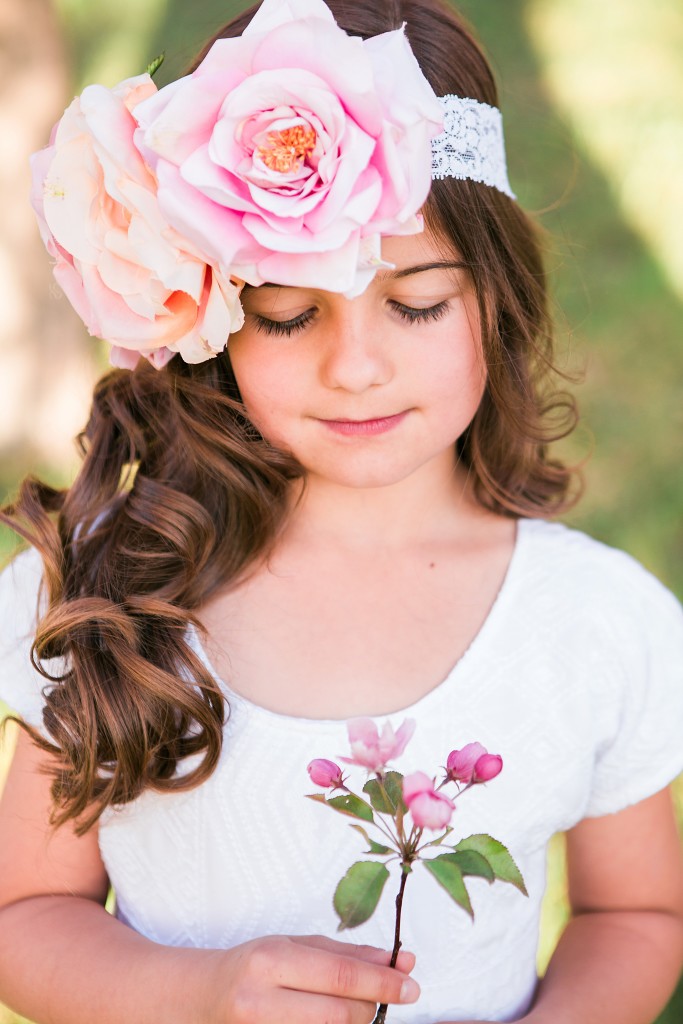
xmin=1 ymin=0 xmax=682 ymax=1021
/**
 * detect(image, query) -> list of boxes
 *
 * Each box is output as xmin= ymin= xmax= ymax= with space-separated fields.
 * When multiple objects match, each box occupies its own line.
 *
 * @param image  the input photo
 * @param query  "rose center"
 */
xmin=258 ymin=125 xmax=317 ymax=173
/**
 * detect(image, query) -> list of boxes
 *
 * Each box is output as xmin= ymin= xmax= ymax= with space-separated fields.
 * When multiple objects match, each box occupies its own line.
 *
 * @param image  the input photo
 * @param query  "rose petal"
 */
xmin=244 ymin=0 xmax=336 ymax=36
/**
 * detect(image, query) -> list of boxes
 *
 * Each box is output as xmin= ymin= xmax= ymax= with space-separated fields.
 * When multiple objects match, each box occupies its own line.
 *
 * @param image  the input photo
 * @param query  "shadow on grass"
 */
xmin=147 ymin=0 xmax=250 ymax=84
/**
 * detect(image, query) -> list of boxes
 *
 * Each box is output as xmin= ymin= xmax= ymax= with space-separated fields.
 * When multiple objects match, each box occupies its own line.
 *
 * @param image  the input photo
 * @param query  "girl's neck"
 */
xmin=283 ymin=457 xmax=485 ymax=552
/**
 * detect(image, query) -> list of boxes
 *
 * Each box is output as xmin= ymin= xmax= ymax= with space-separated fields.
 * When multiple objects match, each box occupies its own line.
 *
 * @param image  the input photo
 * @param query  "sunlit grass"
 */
xmin=526 ymin=0 xmax=683 ymax=302
xmin=54 ymin=0 xmax=168 ymax=89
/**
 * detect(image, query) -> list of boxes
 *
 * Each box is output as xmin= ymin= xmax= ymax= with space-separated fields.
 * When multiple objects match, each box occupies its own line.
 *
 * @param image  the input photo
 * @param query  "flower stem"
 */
xmin=372 ymin=863 xmax=410 ymax=1024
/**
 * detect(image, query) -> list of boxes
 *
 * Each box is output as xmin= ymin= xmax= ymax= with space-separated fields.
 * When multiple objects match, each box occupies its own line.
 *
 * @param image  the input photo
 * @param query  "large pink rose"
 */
xmin=134 ymin=0 xmax=444 ymax=295
xmin=31 ymin=74 xmax=244 ymax=368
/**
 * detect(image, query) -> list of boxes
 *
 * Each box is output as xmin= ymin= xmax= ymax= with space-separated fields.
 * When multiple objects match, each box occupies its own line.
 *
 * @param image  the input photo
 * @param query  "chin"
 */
xmin=305 ymin=452 xmax=426 ymax=490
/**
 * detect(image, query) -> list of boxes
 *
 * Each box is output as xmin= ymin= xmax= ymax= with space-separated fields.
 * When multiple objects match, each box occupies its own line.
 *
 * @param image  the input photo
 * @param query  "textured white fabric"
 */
xmin=2 ymin=519 xmax=683 ymax=1023
xmin=431 ymin=95 xmax=516 ymax=199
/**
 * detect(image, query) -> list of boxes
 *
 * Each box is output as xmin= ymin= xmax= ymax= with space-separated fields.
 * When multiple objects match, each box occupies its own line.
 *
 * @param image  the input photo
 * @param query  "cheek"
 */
xmin=458 ymin=300 xmax=487 ymax=402
xmin=228 ymin=334 xmax=300 ymax=438
xmin=429 ymin=305 xmax=486 ymax=409
xmin=228 ymin=335 xmax=271 ymax=416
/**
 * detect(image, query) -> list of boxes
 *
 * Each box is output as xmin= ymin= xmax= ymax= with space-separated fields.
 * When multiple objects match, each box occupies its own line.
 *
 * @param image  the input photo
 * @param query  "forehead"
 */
xmin=378 ymin=225 xmax=458 ymax=272
xmin=252 ymin=225 xmax=463 ymax=296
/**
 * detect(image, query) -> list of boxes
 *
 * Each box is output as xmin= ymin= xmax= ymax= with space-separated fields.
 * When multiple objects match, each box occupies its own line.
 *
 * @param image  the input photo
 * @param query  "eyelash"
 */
xmin=252 ymin=300 xmax=451 ymax=337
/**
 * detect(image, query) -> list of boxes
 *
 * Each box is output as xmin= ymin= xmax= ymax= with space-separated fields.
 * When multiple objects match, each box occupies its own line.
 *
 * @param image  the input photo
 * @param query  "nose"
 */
xmin=318 ymin=308 xmax=393 ymax=393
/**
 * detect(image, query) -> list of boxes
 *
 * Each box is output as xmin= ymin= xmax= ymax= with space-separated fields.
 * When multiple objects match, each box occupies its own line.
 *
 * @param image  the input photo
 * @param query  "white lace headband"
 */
xmin=432 ymin=95 xmax=516 ymax=199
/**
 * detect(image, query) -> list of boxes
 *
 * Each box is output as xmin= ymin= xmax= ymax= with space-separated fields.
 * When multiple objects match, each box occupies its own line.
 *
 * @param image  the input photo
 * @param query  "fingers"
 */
xmin=290 ymin=933 xmax=416 ymax=974
xmin=224 ymin=936 xmax=420 ymax=1024
xmin=275 ymin=938 xmax=421 ymax=1007
xmin=256 ymin=988 xmax=378 ymax=1024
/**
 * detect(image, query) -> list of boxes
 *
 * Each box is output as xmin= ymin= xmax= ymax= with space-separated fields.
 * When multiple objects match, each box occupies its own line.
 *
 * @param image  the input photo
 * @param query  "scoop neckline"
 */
xmin=189 ymin=517 xmax=537 ymax=731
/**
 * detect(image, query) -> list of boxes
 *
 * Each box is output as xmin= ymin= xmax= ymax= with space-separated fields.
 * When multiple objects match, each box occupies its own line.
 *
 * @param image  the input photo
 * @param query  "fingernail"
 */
xmin=400 ymin=978 xmax=420 ymax=1003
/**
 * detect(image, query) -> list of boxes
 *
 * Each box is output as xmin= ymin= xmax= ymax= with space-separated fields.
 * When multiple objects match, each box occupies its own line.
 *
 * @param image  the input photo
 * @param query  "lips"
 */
xmin=318 ymin=411 xmax=409 ymax=436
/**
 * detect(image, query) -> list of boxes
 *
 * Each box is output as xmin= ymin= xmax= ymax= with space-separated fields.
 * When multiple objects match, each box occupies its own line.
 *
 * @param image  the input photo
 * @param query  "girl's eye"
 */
xmin=252 ymin=309 xmax=317 ymax=337
xmin=390 ymin=300 xmax=451 ymax=324
xmin=250 ymin=299 xmax=451 ymax=335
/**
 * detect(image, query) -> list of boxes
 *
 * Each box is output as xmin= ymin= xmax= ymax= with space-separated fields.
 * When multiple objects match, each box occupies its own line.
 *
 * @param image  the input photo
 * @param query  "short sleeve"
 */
xmin=584 ymin=553 xmax=683 ymax=818
xmin=0 ymin=546 xmax=52 ymax=733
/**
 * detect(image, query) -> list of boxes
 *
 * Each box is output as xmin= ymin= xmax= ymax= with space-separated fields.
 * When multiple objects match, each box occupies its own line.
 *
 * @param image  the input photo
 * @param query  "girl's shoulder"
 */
xmin=514 ymin=520 xmax=683 ymax=819
xmin=518 ymin=517 xmax=683 ymax=628
xmin=0 ymin=546 xmax=54 ymax=731
xmin=0 ymin=545 xmax=46 ymax=640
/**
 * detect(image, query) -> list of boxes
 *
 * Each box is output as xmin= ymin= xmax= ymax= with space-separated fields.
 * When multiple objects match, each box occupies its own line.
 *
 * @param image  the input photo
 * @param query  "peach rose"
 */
xmin=30 ymin=74 xmax=244 ymax=368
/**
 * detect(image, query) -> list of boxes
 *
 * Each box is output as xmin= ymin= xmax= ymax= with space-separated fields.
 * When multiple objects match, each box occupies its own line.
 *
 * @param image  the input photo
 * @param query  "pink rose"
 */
xmin=446 ymin=743 xmax=503 ymax=784
xmin=134 ymin=0 xmax=443 ymax=296
xmin=30 ymin=74 xmax=244 ymax=368
xmin=307 ymin=758 xmax=345 ymax=788
xmin=340 ymin=717 xmax=415 ymax=773
xmin=403 ymin=772 xmax=455 ymax=830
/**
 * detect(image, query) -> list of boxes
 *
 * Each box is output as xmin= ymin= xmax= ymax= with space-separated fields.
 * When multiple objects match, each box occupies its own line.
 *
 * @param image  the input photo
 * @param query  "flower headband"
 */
xmin=31 ymin=0 xmax=515 ymax=370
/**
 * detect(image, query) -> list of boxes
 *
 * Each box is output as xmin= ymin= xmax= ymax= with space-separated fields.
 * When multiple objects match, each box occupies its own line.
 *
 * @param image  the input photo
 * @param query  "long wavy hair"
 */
xmin=2 ymin=0 xmax=579 ymax=833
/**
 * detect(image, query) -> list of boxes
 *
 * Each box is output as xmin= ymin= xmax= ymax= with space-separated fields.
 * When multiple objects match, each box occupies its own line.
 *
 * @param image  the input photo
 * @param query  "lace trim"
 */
xmin=431 ymin=96 xmax=516 ymax=199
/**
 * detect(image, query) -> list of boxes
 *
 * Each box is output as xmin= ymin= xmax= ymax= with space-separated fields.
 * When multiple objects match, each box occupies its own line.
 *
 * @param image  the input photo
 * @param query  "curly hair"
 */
xmin=2 ymin=0 xmax=579 ymax=834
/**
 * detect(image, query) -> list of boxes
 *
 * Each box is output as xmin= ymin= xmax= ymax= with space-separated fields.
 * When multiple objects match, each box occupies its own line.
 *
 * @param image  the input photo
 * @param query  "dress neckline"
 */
xmin=188 ymin=517 xmax=536 ymax=732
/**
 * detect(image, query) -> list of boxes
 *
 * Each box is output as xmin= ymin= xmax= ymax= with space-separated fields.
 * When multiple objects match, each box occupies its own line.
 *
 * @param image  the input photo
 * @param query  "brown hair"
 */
xmin=2 ymin=0 xmax=578 ymax=833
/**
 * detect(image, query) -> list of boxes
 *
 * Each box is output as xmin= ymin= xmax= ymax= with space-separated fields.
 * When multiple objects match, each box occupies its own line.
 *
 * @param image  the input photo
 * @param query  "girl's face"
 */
xmin=228 ymin=229 xmax=486 ymax=491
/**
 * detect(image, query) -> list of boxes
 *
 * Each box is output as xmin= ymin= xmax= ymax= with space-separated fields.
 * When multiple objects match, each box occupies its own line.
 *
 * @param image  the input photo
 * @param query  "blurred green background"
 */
xmin=0 ymin=0 xmax=681 ymax=1021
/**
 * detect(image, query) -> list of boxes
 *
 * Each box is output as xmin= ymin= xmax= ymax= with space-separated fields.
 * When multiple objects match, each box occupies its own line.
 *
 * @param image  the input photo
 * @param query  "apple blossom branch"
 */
xmin=307 ymin=719 xmax=526 ymax=1024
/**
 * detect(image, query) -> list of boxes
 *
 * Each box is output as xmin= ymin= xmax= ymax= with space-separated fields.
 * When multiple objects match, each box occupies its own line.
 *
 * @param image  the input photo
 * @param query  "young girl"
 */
xmin=0 ymin=1 xmax=682 ymax=1023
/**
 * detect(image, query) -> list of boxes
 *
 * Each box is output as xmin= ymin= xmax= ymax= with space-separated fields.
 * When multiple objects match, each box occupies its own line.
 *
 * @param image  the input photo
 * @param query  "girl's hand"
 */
xmin=204 ymin=933 xmax=420 ymax=1024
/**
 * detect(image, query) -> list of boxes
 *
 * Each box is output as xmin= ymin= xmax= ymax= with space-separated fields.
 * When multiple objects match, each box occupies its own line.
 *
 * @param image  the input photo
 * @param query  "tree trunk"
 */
xmin=0 ymin=0 xmax=97 ymax=482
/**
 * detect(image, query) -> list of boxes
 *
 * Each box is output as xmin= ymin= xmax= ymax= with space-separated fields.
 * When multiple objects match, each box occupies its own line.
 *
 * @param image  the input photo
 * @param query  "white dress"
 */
xmin=1 ymin=518 xmax=682 ymax=1023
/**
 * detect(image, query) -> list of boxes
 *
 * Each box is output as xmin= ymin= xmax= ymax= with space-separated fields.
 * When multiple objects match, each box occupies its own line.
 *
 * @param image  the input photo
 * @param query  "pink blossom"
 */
xmin=446 ymin=743 xmax=487 ymax=783
xmin=446 ymin=743 xmax=503 ymax=784
xmin=134 ymin=0 xmax=443 ymax=297
xmin=473 ymin=753 xmax=503 ymax=782
xmin=340 ymin=718 xmax=415 ymax=773
xmin=403 ymin=772 xmax=455 ymax=830
xmin=30 ymin=74 xmax=244 ymax=368
xmin=307 ymin=758 xmax=345 ymax=788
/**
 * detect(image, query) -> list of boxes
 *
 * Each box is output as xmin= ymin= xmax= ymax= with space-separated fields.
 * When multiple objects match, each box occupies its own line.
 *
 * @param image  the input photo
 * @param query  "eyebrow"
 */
xmin=379 ymin=260 xmax=469 ymax=280
xmin=254 ymin=260 xmax=468 ymax=290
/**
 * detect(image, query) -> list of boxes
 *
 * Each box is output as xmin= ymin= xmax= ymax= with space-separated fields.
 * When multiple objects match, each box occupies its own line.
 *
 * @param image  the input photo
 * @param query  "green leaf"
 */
xmin=327 ymin=793 xmax=374 ymax=823
xmin=449 ymin=849 xmax=495 ymax=883
xmin=145 ymin=53 xmax=165 ymax=78
xmin=423 ymin=854 xmax=473 ymax=918
xmin=455 ymin=835 xmax=527 ymax=895
xmin=363 ymin=771 xmax=406 ymax=815
xmin=421 ymin=826 xmax=454 ymax=849
xmin=334 ymin=861 xmax=390 ymax=930
xmin=349 ymin=824 xmax=393 ymax=856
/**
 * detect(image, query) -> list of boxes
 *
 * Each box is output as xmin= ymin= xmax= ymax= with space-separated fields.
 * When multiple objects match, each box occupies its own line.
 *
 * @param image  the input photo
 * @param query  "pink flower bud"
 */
xmin=307 ymin=758 xmax=345 ymax=789
xmin=473 ymin=753 xmax=503 ymax=782
xmin=403 ymin=771 xmax=455 ymax=830
xmin=445 ymin=742 xmax=487 ymax=783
